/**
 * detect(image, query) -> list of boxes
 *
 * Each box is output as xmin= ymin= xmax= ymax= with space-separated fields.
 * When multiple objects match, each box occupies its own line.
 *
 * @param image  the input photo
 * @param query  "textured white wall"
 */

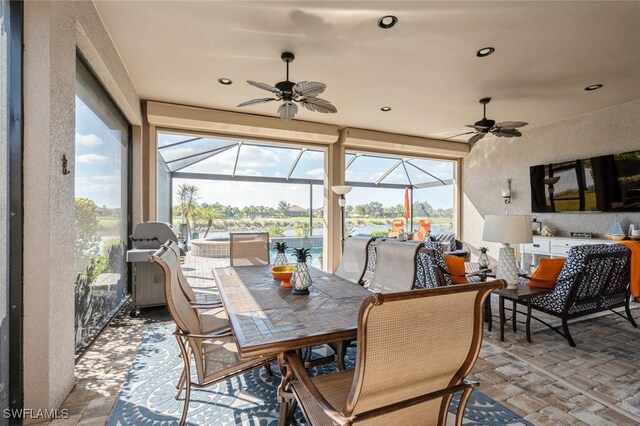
xmin=23 ymin=0 xmax=140 ymax=416
xmin=462 ymin=98 xmax=640 ymax=261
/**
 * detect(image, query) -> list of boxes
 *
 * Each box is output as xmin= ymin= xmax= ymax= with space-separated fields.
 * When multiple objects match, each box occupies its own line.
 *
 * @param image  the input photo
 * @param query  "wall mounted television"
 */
xmin=530 ymin=149 xmax=640 ymax=213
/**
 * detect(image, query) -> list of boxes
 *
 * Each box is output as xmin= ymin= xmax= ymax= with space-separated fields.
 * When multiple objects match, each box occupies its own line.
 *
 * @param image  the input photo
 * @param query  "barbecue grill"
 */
xmin=126 ymin=222 xmax=184 ymax=315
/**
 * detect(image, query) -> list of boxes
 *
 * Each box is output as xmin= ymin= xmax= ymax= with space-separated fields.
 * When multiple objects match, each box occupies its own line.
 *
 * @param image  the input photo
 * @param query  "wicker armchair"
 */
xmin=368 ymin=241 xmax=423 ymax=293
xmin=284 ymin=280 xmax=505 ymax=426
xmin=229 ymin=232 xmax=270 ymax=266
xmin=525 ymin=244 xmax=637 ymax=346
xmin=151 ymin=241 xmax=274 ymax=425
xmin=335 ymin=237 xmax=374 ymax=284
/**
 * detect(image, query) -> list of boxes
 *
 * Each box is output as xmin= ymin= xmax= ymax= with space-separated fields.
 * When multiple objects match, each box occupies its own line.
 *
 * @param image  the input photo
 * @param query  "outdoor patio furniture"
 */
xmin=284 ymin=280 xmax=505 ymax=426
xmin=229 ymin=232 xmax=270 ymax=266
xmin=151 ymin=241 xmax=274 ymax=425
xmin=387 ymin=218 xmax=405 ymax=238
xmin=524 ymin=244 xmax=638 ymax=346
xmin=368 ymin=241 xmax=423 ymax=293
xmin=335 ymin=236 xmax=374 ymax=284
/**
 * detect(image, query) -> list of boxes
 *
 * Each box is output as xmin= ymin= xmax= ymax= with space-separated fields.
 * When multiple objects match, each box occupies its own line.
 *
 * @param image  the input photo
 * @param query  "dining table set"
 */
xmin=212 ymin=264 xmax=372 ymax=425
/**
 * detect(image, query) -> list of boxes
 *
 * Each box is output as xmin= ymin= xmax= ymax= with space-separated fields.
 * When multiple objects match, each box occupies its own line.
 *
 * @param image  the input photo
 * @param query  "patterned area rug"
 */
xmin=107 ymin=325 xmax=532 ymax=425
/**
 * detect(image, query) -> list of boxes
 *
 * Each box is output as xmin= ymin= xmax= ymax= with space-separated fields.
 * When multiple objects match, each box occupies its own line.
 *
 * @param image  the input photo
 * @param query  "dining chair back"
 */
xmin=151 ymin=241 xmax=273 ymax=425
xmin=285 ymin=280 xmax=505 ymax=426
xmin=229 ymin=232 xmax=270 ymax=266
xmin=368 ymin=241 xmax=423 ymax=293
xmin=335 ymin=237 xmax=374 ymax=284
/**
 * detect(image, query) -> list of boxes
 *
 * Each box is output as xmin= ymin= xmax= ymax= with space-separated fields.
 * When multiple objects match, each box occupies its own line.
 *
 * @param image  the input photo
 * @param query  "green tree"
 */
xmin=277 ymin=200 xmax=291 ymax=218
xmin=75 ymin=197 xmax=101 ymax=273
xmin=176 ymin=183 xmax=199 ymax=239
xmin=198 ymin=206 xmax=223 ymax=238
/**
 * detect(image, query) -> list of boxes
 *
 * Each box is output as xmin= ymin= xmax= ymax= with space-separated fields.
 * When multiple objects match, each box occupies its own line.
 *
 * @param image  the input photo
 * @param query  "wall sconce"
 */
xmin=502 ymin=179 xmax=512 ymax=204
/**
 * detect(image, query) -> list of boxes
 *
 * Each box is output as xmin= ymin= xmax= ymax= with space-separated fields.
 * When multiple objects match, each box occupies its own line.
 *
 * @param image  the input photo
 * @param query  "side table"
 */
xmin=465 ymin=263 xmax=494 ymax=330
xmin=495 ymin=284 xmax=552 ymax=343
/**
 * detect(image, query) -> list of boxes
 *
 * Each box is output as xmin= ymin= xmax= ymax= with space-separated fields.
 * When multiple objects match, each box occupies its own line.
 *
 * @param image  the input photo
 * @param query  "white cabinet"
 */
xmin=520 ymin=236 xmax=612 ymax=269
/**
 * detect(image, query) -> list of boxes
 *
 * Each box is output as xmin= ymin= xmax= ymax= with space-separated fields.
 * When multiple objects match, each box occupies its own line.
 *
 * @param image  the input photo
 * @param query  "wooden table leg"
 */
xmin=484 ymin=297 xmax=493 ymax=332
xmin=512 ymin=300 xmax=517 ymax=332
xmin=526 ymin=300 xmax=532 ymax=343
xmin=277 ymin=353 xmax=294 ymax=426
xmin=499 ymin=296 xmax=505 ymax=342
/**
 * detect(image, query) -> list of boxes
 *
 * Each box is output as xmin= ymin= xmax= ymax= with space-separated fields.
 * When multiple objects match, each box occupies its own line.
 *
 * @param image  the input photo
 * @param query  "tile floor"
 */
xmin=52 ymin=254 xmax=640 ymax=425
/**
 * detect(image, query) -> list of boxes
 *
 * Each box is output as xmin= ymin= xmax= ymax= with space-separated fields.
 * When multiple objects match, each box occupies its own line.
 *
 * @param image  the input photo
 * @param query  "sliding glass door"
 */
xmin=1 ymin=0 xmax=22 ymax=420
xmin=74 ymin=58 xmax=130 ymax=354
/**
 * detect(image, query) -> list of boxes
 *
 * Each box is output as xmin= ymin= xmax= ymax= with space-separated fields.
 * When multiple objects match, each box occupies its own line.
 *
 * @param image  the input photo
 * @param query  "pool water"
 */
xmin=269 ymin=247 xmax=323 ymax=268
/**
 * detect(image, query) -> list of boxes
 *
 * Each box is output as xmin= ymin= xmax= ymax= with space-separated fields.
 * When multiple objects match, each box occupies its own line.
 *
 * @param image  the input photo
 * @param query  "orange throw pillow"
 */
xmin=528 ymin=258 xmax=566 ymax=289
xmin=444 ymin=255 xmax=467 ymax=284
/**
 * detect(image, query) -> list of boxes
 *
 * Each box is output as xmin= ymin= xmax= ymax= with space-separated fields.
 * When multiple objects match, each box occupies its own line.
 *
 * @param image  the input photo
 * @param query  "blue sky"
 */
xmin=75 ymin=98 xmax=126 ymax=209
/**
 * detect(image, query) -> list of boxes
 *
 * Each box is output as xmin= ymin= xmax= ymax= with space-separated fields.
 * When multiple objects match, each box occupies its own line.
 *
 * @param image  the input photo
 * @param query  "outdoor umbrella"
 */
xmin=403 ymin=187 xmax=410 ymax=231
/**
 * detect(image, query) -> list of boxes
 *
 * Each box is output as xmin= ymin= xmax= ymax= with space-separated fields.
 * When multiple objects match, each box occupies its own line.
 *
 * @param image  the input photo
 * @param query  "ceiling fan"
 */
xmin=237 ymin=52 xmax=337 ymax=120
xmin=447 ymin=98 xmax=528 ymax=146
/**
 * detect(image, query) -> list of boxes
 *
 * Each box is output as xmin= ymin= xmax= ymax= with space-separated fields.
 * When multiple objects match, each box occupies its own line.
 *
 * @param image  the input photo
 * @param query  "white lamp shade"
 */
xmin=482 ymin=215 xmax=533 ymax=244
xmin=331 ymin=185 xmax=353 ymax=195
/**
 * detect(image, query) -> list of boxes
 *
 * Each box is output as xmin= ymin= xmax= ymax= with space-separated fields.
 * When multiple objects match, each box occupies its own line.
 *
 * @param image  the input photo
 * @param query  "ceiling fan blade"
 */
xmin=247 ymin=80 xmax=281 ymax=94
xmin=293 ymin=81 xmax=326 ymax=97
xmin=466 ymin=124 xmax=487 ymax=130
xmin=277 ymin=102 xmax=298 ymax=120
xmin=236 ymin=97 xmax=277 ymax=107
xmin=494 ymin=121 xmax=528 ymax=129
xmin=444 ymin=131 xmax=476 ymax=140
xmin=492 ymin=129 xmax=522 ymax=138
xmin=468 ymin=132 xmax=486 ymax=146
xmin=298 ymin=96 xmax=337 ymax=114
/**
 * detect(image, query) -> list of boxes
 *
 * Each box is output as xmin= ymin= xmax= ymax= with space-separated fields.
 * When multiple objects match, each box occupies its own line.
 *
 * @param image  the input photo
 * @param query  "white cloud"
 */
xmin=77 ymin=153 xmax=109 ymax=164
xmin=306 ymin=168 xmax=325 ymax=179
xmin=236 ymin=168 xmax=262 ymax=176
xmin=76 ymin=132 xmax=103 ymax=147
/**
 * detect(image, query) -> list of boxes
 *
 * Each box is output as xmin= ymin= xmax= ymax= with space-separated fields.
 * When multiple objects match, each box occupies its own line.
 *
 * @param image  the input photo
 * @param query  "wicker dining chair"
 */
xmin=229 ymin=232 xmax=270 ymax=266
xmin=151 ymin=241 xmax=274 ymax=425
xmin=368 ymin=241 xmax=423 ymax=293
xmin=335 ymin=237 xmax=374 ymax=284
xmin=284 ymin=280 xmax=505 ymax=426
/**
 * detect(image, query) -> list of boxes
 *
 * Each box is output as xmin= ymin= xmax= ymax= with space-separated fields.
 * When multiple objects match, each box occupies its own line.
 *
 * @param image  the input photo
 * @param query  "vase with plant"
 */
xmin=291 ymin=248 xmax=312 ymax=295
xmin=478 ymin=247 xmax=490 ymax=269
xmin=273 ymin=242 xmax=289 ymax=268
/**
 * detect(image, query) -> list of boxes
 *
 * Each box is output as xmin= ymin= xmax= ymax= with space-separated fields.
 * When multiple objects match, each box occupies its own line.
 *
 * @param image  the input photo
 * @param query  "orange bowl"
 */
xmin=271 ymin=265 xmax=294 ymax=288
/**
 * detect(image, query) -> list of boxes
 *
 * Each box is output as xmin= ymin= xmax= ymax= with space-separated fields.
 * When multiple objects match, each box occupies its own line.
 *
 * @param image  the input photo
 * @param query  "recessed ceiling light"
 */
xmin=377 ymin=15 xmax=398 ymax=29
xmin=380 ymin=106 xmax=392 ymax=112
xmin=476 ymin=47 xmax=495 ymax=58
xmin=584 ymin=83 xmax=603 ymax=91
xmin=218 ymin=78 xmax=233 ymax=85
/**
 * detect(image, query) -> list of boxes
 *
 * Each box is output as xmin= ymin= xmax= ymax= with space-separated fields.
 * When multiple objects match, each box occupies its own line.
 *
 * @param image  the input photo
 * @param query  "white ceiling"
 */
xmin=94 ymin=1 xmax=640 ymax=141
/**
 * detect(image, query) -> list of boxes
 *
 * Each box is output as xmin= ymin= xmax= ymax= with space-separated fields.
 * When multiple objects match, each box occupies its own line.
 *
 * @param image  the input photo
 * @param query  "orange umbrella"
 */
xmin=403 ymin=187 xmax=411 ymax=220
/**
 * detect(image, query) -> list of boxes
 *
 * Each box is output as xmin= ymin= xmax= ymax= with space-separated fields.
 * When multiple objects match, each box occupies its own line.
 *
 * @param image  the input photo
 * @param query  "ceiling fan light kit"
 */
xmin=238 ymin=51 xmax=337 ymax=120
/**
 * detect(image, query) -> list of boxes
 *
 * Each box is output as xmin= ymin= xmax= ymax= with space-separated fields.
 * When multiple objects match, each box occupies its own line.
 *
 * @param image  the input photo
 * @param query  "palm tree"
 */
xmin=176 ymin=183 xmax=199 ymax=239
xmin=198 ymin=206 xmax=223 ymax=238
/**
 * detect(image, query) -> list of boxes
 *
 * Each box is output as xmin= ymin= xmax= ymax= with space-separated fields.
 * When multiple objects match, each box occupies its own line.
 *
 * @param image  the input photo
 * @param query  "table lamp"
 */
xmin=482 ymin=215 xmax=533 ymax=288
xmin=331 ymin=185 xmax=352 ymax=248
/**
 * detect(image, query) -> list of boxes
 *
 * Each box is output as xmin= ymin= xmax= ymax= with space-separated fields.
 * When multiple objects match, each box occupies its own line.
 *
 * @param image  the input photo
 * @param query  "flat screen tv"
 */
xmin=530 ymin=149 xmax=640 ymax=213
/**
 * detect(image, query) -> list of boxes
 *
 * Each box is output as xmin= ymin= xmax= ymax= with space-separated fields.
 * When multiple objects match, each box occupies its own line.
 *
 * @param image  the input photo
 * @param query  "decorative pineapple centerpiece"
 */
xmin=478 ymin=247 xmax=490 ymax=269
xmin=291 ymin=248 xmax=312 ymax=295
xmin=273 ymin=242 xmax=289 ymax=268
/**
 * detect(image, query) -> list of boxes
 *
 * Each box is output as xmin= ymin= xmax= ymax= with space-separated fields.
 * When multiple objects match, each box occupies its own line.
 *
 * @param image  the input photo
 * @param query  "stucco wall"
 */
xmin=462 ymin=98 xmax=640 ymax=260
xmin=23 ymin=0 xmax=140 ymax=416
